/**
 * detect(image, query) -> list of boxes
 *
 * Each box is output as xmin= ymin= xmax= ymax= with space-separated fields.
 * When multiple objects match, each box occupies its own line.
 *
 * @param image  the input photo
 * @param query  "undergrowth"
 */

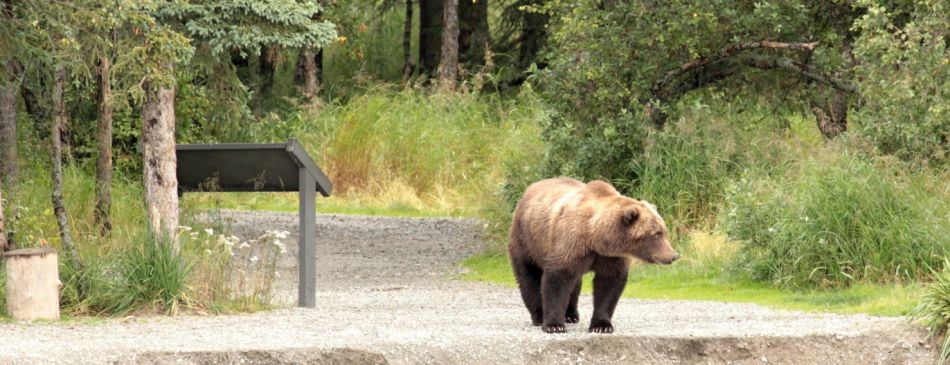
xmin=724 ymin=152 xmax=950 ymax=288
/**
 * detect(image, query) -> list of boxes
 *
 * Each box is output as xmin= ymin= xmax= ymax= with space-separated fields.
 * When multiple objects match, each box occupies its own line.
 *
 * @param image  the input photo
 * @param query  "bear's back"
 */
xmin=512 ymin=177 xmax=618 ymax=264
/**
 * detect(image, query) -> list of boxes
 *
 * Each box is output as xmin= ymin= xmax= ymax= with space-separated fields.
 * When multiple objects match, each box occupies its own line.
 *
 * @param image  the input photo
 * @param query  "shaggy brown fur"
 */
xmin=508 ymin=177 xmax=678 ymax=333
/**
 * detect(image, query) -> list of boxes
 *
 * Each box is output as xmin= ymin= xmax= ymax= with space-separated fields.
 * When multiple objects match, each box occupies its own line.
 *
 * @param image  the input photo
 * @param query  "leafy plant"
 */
xmin=723 ymin=153 xmax=950 ymax=288
xmin=91 ymin=233 xmax=192 ymax=315
xmin=852 ymin=0 xmax=950 ymax=166
xmin=912 ymin=259 xmax=950 ymax=364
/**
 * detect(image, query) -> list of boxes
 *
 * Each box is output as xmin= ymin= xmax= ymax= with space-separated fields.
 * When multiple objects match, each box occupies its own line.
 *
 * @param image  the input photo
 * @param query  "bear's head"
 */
xmin=603 ymin=199 xmax=679 ymax=265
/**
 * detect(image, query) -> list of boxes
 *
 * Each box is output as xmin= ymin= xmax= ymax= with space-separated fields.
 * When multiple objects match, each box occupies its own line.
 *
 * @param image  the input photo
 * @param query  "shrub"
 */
xmin=90 ymin=234 xmax=192 ymax=315
xmin=912 ymin=259 xmax=950 ymax=364
xmin=723 ymin=153 xmax=950 ymax=288
xmin=852 ymin=0 xmax=950 ymax=166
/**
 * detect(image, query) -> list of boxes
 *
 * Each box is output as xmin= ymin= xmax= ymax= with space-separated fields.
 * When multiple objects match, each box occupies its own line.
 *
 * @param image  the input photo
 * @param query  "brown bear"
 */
xmin=508 ymin=177 xmax=678 ymax=333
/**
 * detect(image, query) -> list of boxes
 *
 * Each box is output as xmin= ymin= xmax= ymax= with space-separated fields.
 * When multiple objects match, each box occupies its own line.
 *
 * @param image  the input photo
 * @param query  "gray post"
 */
xmin=298 ymin=169 xmax=317 ymax=308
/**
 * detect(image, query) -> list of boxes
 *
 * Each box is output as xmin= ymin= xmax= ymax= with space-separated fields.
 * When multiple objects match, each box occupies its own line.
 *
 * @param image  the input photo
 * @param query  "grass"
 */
xmin=724 ymin=151 xmax=950 ymax=288
xmin=462 ymin=231 xmax=921 ymax=316
xmin=186 ymin=87 xmax=546 ymax=219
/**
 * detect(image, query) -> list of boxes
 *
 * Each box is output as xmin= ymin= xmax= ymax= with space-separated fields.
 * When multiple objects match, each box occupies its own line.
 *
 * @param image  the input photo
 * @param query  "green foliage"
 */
xmin=532 ymin=0 xmax=856 ymax=233
xmin=88 ymin=234 xmax=191 ymax=315
xmin=912 ymin=259 xmax=950 ymax=364
xmin=723 ymin=153 xmax=950 ymax=288
xmin=159 ymin=0 xmax=337 ymax=57
xmin=322 ymin=2 xmax=410 ymax=97
xmin=852 ymin=0 xmax=950 ymax=166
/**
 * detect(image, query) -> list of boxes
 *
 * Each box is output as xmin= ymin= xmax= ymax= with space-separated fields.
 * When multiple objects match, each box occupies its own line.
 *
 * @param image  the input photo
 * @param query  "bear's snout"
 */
xmin=652 ymin=252 xmax=679 ymax=265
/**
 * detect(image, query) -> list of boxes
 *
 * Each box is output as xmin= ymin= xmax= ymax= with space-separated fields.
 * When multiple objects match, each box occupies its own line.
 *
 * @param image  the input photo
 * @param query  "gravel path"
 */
xmin=0 ymin=211 xmax=936 ymax=364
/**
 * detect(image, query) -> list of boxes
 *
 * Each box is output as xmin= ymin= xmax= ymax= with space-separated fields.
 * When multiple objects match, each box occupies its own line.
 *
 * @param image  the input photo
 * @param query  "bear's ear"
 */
xmin=622 ymin=208 xmax=639 ymax=226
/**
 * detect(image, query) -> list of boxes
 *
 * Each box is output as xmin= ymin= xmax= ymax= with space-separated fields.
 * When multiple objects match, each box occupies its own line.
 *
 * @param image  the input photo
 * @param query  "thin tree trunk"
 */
xmin=142 ymin=62 xmax=180 ymax=249
xmin=0 ymin=0 xmax=15 ymax=184
xmin=418 ymin=0 xmax=444 ymax=75
xmin=517 ymin=0 xmax=548 ymax=71
xmin=258 ymin=47 xmax=275 ymax=112
xmin=438 ymin=0 xmax=460 ymax=90
xmin=402 ymin=0 xmax=415 ymax=83
xmin=95 ymin=56 xmax=113 ymax=234
xmin=0 ymin=180 xmax=7 ymax=253
xmin=249 ymin=52 xmax=262 ymax=117
xmin=1 ymin=63 xmax=17 ymax=249
xmin=302 ymin=49 xmax=320 ymax=101
xmin=458 ymin=0 xmax=489 ymax=66
xmin=51 ymin=64 xmax=84 ymax=296
xmin=0 ymin=75 xmax=16 ymax=184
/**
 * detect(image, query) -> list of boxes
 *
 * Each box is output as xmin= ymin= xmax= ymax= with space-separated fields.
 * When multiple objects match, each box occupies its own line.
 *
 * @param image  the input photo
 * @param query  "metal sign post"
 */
xmin=175 ymin=139 xmax=332 ymax=308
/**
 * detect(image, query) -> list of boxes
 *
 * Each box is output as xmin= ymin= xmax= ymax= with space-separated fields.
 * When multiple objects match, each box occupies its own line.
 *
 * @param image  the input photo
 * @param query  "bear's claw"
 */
xmin=542 ymin=325 xmax=566 ymax=333
xmin=565 ymin=315 xmax=579 ymax=323
xmin=589 ymin=325 xmax=614 ymax=333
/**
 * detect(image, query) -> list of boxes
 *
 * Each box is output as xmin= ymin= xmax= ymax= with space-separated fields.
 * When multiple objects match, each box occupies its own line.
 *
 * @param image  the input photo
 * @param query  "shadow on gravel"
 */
xmin=531 ymin=331 xmax=936 ymax=365
xmin=127 ymin=348 xmax=388 ymax=365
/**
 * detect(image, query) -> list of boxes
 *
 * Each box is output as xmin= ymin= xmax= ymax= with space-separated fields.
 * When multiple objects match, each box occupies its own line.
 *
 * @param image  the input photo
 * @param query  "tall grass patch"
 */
xmin=913 ymin=260 xmax=950 ymax=364
xmin=724 ymin=152 xmax=950 ymax=288
xmin=87 ymin=234 xmax=191 ymax=315
xmin=297 ymin=88 xmax=544 ymax=216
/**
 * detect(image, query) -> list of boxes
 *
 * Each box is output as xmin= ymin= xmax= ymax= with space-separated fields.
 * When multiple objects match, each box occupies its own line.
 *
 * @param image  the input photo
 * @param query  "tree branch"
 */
xmin=651 ymin=41 xmax=819 ymax=97
xmin=647 ymin=40 xmax=857 ymax=128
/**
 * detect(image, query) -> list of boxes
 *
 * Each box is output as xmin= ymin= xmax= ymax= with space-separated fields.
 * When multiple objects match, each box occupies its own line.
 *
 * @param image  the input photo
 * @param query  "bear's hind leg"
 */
xmin=511 ymin=258 xmax=544 ymax=326
xmin=565 ymin=279 xmax=581 ymax=324
xmin=541 ymin=269 xmax=583 ymax=333
xmin=590 ymin=257 xmax=629 ymax=333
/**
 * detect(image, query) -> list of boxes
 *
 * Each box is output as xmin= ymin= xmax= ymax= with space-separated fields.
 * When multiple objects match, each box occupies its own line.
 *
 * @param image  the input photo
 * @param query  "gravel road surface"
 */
xmin=0 ymin=211 xmax=936 ymax=364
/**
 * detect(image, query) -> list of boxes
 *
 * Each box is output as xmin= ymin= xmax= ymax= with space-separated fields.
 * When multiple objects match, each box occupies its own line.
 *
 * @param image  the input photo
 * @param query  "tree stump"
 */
xmin=4 ymin=247 xmax=61 ymax=320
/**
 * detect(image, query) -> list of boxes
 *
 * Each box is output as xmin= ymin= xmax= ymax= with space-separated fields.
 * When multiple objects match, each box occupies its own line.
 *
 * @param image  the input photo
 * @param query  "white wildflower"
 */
xmin=239 ymin=242 xmax=251 ymax=249
xmin=178 ymin=226 xmax=192 ymax=232
xmin=204 ymin=228 xmax=214 ymax=235
xmin=250 ymin=256 xmax=259 ymax=262
xmin=767 ymin=227 xmax=776 ymax=233
xmin=204 ymin=249 xmax=212 ymax=255
xmin=273 ymin=240 xmax=287 ymax=254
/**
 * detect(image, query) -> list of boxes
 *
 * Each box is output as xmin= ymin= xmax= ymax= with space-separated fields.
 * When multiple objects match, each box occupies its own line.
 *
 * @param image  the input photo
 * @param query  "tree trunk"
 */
xmin=0 ymin=0 xmax=16 ymax=185
xmin=142 ymin=62 xmax=180 ymax=249
xmin=95 ymin=56 xmax=113 ymax=234
xmin=302 ymin=49 xmax=321 ymax=101
xmin=0 ymin=75 xmax=16 ymax=185
xmin=51 ymin=64 xmax=84 ymax=296
xmin=419 ymin=0 xmax=444 ymax=76
xmin=258 ymin=47 xmax=276 ymax=112
xmin=249 ymin=52 xmax=262 ymax=116
xmin=402 ymin=0 xmax=415 ymax=83
xmin=0 ymin=181 xmax=7 ymax=253
xmin=438 ymin=0 xmax=460 ymax=90
xmin=458 ymin=0 xmax=489 ymax=66
xmin=517 ymin=0 xmax=548 ymax=71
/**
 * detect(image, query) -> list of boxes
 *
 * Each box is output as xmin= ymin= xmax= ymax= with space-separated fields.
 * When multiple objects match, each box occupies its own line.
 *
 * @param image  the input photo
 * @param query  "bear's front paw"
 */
xmin=565 ymin=309 xmax=580 ymax=323
xmin=542 ymin=324 xmax=566 ymax=333
xmin=589 ymin=319 xmax=614 ymax=333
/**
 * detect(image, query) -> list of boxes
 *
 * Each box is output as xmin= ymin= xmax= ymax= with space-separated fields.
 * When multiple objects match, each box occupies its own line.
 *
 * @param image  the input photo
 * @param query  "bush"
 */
xmin=852 ymin=0 xmax=950 ymax=166
xmin=723 ymin=153 xmax=950 ymax=288
xmin=913 ymin=260 xmax=950 ymax=364
xmin=90 ymin=234 xmax=192 ymax=315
